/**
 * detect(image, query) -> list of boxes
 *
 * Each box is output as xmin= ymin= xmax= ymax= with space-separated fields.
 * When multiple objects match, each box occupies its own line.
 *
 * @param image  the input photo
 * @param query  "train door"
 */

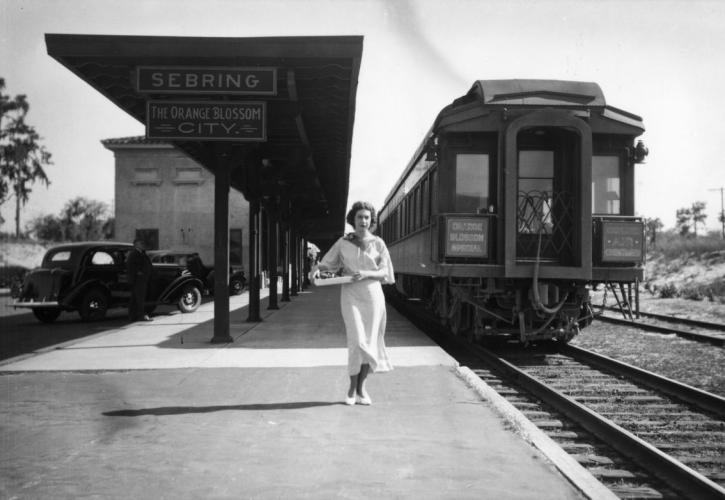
xmin=503 ymin=110 xmax=592 ymax=279
xmin=516 ymin=127 xmax=579 ymax=265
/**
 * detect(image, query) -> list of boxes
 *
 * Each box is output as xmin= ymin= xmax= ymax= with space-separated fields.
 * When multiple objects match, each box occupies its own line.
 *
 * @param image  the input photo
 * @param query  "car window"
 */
xmin=91 ymin=251 xmax=115 ymax=265
xmin=49 ymin=251 xmax=71 ymax=262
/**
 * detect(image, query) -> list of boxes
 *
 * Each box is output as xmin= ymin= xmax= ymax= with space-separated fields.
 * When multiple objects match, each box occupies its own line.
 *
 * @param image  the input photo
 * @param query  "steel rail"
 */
xmin=597 ymin=314 xmax=725 ymax=346
xmin=468 ymin=343 xmax=725 ymax=499
xmin=601 ymin=306 xmax=725 ymax=331
xmin=561 ymin=344 xmax=725 ymax=417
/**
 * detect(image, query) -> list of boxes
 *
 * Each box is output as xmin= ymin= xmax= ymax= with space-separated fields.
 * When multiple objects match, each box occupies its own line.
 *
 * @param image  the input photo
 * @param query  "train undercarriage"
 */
xmin=393 ymin=275 xmax=595 ymax=344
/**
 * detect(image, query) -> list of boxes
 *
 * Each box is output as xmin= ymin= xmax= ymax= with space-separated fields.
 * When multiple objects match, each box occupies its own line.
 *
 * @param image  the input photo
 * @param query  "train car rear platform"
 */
xmin=0 ymin=285 xmax=597 ymax=499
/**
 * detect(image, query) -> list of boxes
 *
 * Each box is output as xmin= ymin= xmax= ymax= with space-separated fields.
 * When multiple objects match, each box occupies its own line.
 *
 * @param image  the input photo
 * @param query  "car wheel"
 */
xmin=177 ymin=284 xmax=202 ymax=313
xmin=230 ymin=279 xmax=244 ymax=295
xmin=79 ymin=288 xmax=109 ymax=321
xmin=32 ymin=308 xmax=61 ymax=323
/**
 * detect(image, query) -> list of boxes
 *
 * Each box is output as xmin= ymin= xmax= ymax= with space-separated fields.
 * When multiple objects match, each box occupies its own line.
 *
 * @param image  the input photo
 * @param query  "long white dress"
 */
xmin=318 ymin=235 xmax=395 ymax=376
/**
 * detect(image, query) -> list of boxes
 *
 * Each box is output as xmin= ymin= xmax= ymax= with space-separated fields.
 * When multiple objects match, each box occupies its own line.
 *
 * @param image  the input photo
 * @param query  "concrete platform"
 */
xmin=0 ymin=286 xmax=588 ymax=499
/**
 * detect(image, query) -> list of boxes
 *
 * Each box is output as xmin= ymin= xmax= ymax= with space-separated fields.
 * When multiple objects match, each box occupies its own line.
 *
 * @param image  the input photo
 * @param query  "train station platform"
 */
xmin=0 ymin=285 xmax=594 ymax=499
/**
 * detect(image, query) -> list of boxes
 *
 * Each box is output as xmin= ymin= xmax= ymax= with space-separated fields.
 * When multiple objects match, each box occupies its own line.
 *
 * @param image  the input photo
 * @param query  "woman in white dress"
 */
xmin=311 ymin=201 xmax=395 ymax=406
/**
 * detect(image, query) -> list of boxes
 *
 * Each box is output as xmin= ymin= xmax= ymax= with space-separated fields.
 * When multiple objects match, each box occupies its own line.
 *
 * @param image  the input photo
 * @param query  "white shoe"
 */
xmin=345 ymin=394 xmax=356 ymax=406
xmin=356 ymin=394 xmax=372 ymax=406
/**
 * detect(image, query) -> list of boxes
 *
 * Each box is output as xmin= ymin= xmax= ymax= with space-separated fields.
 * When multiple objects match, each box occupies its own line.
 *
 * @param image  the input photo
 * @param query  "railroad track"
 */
xmin=389 ymin=294 xmax=725 ymax=499
xmin=596 ymin=307 xmax=725 ymax=346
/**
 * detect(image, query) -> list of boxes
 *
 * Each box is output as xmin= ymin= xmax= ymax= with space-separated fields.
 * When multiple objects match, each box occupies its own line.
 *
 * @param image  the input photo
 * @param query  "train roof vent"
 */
xmin=470 ymin=80 xmax=606 ymax=107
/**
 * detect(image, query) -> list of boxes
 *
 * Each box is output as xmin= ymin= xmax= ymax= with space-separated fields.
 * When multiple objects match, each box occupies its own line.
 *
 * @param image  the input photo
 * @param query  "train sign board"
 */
xmin=146 ymin=101 xmax=266 ymax=141
xmin=600 ymin=220 xmax=643 ymax=262
xmin=136 ymin=66 xmax=277 ymax=95
xmin=445 ymin=216 xmax=489 ymax=258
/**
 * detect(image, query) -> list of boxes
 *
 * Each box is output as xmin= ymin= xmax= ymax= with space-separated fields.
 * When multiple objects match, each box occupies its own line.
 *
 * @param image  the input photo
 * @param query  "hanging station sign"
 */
xmin=146 ymin=100 xmax=267 ymax=141
xmin=138 ymin=66 xmax=275 ymax=141
xmin=136 ymin=66 xmax=277 ymax=95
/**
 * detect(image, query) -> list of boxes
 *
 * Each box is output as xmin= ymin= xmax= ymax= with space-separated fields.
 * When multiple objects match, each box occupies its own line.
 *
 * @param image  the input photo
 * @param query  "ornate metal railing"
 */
xmin=517 ymin=190 xmax=575 ymax=262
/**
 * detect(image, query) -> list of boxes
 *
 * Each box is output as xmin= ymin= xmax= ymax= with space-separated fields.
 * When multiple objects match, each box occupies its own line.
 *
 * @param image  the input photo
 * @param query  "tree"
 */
xmin=645 ymin=217 xmax=663 ymax=247
xmin=28 ymin=197 xmax=113 ymax=242
xmin=1 ymin=78 xmax=53 ymax=236
xmin=60 ymin=196 xmax=110 ymax=241
xmin=29 ymin=213 xmax=63 ymax=241
xmin=690 ymin=201 xmax=707 ymax=237
xmin=675 ymin=207 xmax=692 ymax=237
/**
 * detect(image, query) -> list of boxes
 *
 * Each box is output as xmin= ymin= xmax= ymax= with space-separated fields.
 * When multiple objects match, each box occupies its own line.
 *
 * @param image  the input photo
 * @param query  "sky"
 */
xmin=1 ymin=0 xmax=725 ymax=234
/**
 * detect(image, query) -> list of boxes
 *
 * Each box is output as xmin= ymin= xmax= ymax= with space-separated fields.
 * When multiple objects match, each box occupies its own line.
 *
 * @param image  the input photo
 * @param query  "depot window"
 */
xmin=454 ymin=154 xmax=489 ymax=213
xmin=174 ymin=167 xmax=204 ymax=185
xmin=592 ymin=156 xmax=620 ymax=214
xmin=132 ymin=167 xmax=161 ymax=186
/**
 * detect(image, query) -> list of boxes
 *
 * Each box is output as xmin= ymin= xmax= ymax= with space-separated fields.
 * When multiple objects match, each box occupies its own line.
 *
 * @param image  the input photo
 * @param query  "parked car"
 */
xmin=11 ymin=242 xmax=204 ymax=323
xmin=147 ymin=250 xmax=246 ymax=296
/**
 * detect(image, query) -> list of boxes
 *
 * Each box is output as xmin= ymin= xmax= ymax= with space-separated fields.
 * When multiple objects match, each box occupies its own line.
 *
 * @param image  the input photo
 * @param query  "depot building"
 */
xmin=102 ymin=136 xmax=249 ymax=272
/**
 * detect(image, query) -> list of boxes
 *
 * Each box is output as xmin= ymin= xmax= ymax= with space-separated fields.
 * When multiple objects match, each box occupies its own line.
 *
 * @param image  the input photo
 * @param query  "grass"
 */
xmin=649 ymin=230 xmax=725 ymax=260
xmin=645 ymin=230 xmax=725 ymax=301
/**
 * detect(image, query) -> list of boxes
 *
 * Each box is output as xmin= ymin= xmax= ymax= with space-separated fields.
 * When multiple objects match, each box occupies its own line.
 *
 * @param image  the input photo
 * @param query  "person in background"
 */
xmin=310 ymin=201 xmax=395 ymax=406
xmin=127 ymin=238 xmax=153 ymax=322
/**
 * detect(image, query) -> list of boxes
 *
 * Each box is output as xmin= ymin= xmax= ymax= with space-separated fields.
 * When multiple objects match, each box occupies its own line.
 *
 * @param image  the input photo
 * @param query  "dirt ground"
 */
xmin=636 ymin=292 xmax=725 ymax=322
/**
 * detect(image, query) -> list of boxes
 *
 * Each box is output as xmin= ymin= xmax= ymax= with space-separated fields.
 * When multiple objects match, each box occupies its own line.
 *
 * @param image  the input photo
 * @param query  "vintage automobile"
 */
xmin=147 ymin=250 xmax=246 ymax=296
xmin=12 ymin=242 xmax=204 ymax=323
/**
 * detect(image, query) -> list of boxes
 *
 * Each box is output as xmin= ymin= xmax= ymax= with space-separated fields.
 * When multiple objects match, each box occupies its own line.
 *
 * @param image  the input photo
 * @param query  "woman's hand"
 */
xmin=352 ymin=270 xmax=371 ymax=281
xmin=309 ymin=265 xmax=321 ymax=282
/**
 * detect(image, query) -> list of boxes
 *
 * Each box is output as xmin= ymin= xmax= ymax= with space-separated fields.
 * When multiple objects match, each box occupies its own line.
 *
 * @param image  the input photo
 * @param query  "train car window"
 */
xmin=592 ymin=155 xmax=621 ymax=214
xmin=414 ymin=186 xmax=421 ymax=229
xmin=454 ymin=154 xmax=490 ymax=213
xmin=396 ymin=207 xmax=402 ymax=240
xmin=406 ymin=197 xmax=412 ymax=234
xmin=421 ymin=177 xmax=430 ymax=225
xmin=399 ymin=201 xmax=404 ymax=236
xmin=431 ymin=169 xmax=438 ymax=216
xmin=518 ymin=150 xmax=554 ymax=233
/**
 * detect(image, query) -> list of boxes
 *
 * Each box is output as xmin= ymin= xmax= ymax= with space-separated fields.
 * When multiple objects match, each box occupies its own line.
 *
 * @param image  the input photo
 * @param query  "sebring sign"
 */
xmin=137 ymin=66 xmax=277 ymax=95
xmin=138 ymin=66 xmax=274 ymax=141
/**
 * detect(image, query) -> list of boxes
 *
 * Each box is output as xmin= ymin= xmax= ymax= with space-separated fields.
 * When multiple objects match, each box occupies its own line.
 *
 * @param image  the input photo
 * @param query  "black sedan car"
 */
xmin=148 ymin=250 xmax=246 ymax=296
xmin=12 ymin=242 xmax=204 ymax=323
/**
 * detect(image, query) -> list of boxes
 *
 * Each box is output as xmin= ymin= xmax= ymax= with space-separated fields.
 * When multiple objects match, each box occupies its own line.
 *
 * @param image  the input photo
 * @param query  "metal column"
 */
xmin=247 ymin=199 xmax=261 ymax=322
xmin=267 ymin=214 xmax=279 ymax=310
xmin=281 ymin=222 xmax=291 ymax=302
xmin=212 ymin=160 xmax=232 ymax=343
xmin=290 ymin=225 xmax=299 ymax=296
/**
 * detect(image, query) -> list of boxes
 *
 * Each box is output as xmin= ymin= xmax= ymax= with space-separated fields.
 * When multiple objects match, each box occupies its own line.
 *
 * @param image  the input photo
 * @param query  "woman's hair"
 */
xmin=346 ymin=201 xmax=377 ymax=230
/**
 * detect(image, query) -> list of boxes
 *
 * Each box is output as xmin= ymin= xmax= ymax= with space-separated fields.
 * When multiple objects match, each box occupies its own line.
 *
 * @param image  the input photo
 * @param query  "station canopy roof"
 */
xmin=45 ymin=34 xmax=363 ymax=242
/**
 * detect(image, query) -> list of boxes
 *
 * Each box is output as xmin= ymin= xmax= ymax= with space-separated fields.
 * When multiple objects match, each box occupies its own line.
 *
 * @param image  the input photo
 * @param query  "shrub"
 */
xmin=0 ymin=265 xmax=28 ymax=289
xmin=708 ymin=280 xmax=725 ymax=299
xmin=680 ymin=286 xmax=705 ymax=301
xmin=658 ymin=282 xmax=678 ymax=299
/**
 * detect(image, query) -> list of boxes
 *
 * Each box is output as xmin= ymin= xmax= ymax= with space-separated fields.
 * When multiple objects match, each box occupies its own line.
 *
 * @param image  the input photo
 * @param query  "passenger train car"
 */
xmin=378 ymin=80 xmax=648 ymax=343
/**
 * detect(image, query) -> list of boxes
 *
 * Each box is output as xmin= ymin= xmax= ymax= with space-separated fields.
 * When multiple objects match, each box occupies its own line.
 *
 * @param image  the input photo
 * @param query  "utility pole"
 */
xmin=710 ymin=187 xmax=725 ymax=239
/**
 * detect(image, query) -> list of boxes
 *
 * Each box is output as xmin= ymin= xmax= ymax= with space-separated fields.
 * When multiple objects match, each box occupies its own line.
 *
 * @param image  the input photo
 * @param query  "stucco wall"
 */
xmin=110 ymin=143 xmax=249 ymax=271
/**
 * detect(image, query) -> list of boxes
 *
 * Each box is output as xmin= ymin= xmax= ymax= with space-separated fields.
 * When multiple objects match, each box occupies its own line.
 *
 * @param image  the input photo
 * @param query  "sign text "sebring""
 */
xmin=137 ymin=67 xmax=277 ymax=95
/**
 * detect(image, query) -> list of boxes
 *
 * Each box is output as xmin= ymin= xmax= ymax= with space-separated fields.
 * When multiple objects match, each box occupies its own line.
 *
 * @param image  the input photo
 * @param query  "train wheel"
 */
xmin=447 ymin=290 xmax=462 ymax=335
xmin=428 ymin=279 xmax=448 ymax=323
